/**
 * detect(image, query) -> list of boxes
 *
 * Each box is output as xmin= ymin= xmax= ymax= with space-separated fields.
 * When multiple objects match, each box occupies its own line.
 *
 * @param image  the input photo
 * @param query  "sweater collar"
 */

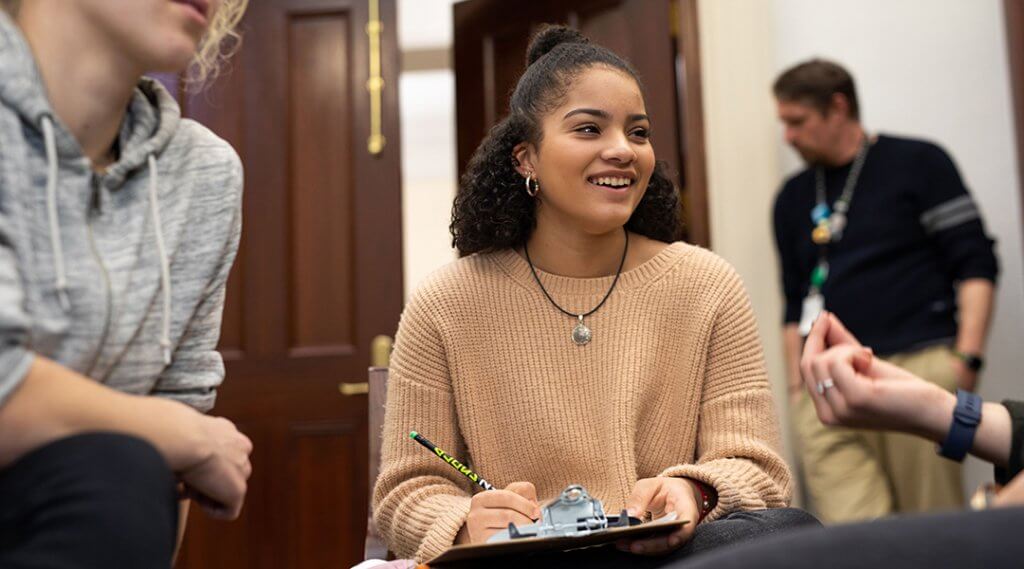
xmin=490 ymin=241 xmax=692 ymax=298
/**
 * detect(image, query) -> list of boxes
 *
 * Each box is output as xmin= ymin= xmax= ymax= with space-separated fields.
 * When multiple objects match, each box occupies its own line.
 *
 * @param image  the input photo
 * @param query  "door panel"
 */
xmin=288 ymin=424 xmax=362 ymax=569
xmin=288 ymin=13 xmax=357 ymax=354
xmin=175 ymin=0 xmax=403 ymax=567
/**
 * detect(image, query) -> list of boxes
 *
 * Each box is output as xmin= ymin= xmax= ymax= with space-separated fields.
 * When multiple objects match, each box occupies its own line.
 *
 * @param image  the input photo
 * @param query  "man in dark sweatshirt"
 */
xmin=771 ymin=58 xmax=999 ymax=522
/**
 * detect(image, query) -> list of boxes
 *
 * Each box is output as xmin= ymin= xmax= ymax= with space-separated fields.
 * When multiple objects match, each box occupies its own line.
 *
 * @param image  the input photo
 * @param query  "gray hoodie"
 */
xmin=0 ymin=11 xmax=242 ymax=412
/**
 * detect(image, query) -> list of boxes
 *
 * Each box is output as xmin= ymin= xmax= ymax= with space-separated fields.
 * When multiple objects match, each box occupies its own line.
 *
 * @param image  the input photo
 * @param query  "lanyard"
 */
xmin=808 ymin=136 xmax=871 ymax=294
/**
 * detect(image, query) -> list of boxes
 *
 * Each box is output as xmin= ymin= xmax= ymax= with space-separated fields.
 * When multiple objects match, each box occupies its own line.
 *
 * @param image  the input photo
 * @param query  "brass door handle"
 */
xmin=366 ymin=0 xmax=386 ymax=155
xmin=339 ymin=382 xmax=369 ymax=396
xmin=339 ymin=334 xmax=392 ymax=396
xmin=371 ymin=335 xmax=393 ymax=367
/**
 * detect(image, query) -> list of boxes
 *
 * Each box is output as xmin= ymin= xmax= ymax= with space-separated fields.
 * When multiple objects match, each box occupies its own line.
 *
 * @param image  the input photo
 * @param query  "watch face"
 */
xmin=957 ymin=351 xmax=984 ymax=372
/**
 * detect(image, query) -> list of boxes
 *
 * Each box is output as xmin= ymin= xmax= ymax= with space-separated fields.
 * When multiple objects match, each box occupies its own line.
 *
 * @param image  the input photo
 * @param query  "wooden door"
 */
xmin=1007 ymin=0 xmax=1024 ymax=247
xmin=453 ymin=0 xmax=709 ymax=246
xmin=171 ymin=0 xmax=404 ymax=567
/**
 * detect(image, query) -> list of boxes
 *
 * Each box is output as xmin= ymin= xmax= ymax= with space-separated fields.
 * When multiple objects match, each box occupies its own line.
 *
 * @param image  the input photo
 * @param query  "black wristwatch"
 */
xmin=954 ymin=350 xmax=985 ymax=373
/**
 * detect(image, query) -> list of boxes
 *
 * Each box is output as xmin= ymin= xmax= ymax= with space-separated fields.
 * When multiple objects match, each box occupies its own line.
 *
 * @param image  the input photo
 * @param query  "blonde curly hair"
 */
xmin=190 ymin=0 xmax=249 ymax=86
xmin=1 ymin=0 xmax=249 ymax=87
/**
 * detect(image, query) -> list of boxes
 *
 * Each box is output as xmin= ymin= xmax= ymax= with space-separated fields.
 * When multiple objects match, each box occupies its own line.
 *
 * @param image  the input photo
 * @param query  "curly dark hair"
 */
xmin=450 ymin=25 xmax=682 ymax=256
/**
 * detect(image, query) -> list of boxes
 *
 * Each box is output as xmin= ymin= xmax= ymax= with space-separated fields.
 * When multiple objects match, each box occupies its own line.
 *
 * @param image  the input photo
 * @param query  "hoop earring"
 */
xmin=525 ymin=174 xmax=540 ymax=197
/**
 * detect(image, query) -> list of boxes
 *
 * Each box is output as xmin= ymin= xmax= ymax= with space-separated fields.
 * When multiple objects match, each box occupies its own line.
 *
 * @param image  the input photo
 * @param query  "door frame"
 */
xmin=1006 ymin=0 xmax=1024 ymax=258
xmin=674 ymin=0 xmax=709 ymax=248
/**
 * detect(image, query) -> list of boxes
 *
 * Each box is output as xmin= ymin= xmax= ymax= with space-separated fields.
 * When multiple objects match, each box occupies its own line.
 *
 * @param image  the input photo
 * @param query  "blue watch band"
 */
xmin=938 ymin=389 xmax=983 ymax=462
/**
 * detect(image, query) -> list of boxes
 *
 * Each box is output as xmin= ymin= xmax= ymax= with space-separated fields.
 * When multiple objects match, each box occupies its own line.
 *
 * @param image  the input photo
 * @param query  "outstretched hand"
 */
xmin=800 ymin=312 xmax=954 ymax=436
xmin=994 ymin=473 xmax=1024 ymax=508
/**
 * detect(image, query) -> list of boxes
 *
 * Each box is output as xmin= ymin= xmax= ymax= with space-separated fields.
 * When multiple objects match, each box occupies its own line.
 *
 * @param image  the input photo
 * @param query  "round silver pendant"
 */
xmin=572 ymin=321 xmax=592 ymax=346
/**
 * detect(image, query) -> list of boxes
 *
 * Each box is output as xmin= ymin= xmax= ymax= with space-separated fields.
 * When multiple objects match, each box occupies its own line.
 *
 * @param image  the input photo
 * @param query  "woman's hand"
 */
xmin=617 ymin=477 xmax=700 ymax=555
xmin=800 ymin=312 xmax=954 ymax=438
xmin=457 ymin=481 xmax=541 ymax=545
xmin=994 ymin=473 xmax=1024 ymax=508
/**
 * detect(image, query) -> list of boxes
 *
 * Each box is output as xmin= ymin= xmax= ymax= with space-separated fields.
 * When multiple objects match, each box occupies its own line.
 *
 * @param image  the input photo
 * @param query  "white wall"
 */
xmin=397 ymin=0 xmax=454 ymax=50
xmin=696 ymin=0 xmax=796 ymax=475
xmin=772 ymin=0 xmax=1024 ymax=498
xmin=398 ymin=70 xmax=458 ymax=299
xmin=397 ymin=0 xmax=460 ymax=299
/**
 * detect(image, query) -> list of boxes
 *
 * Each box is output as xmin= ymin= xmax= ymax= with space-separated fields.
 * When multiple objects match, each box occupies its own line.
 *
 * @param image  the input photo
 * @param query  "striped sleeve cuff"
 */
xmin=920 ymin=195 xmax=981 ymax=235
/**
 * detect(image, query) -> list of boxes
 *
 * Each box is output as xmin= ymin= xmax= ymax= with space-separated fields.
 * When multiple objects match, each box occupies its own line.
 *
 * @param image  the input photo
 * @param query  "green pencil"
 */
xmin=409 ymin=431 xmax=495 ymax=491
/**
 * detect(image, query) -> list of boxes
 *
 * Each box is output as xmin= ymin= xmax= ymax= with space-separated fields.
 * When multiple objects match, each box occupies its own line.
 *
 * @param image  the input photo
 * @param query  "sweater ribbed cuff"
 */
xmin=407 ymin=494 xmax=472 ymax=562
xmin=659 ymin=460 xmax=786 ymax=523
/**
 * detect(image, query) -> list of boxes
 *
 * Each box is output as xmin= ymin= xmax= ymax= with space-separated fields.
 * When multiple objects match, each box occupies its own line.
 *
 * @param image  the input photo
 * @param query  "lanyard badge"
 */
xmin=801 ymin=136 xmax=872 ymax=336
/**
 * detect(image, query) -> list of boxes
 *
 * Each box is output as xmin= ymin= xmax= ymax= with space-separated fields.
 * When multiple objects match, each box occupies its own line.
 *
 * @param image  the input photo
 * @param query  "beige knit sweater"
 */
xmin=372 ymin=242 xmax=791 ymax=561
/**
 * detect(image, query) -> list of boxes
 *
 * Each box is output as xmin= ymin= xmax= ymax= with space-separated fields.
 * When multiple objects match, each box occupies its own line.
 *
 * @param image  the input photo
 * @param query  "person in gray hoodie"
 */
xmin=0 ymin=1 xmax=251 ymax=567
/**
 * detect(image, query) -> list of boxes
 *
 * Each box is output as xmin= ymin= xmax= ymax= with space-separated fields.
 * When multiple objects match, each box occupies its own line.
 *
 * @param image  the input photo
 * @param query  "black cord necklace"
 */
xmin=523 ymin=229 xmax=629 ymax=346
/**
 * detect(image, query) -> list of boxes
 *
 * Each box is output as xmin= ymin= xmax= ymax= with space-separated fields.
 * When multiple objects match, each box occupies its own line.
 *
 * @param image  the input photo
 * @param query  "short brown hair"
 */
xmin=773 ymin=59 xmax=860 ymax=120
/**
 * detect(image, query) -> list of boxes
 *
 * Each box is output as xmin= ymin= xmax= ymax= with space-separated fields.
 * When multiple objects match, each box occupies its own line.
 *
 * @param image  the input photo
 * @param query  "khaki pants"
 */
xmin=793 ymin=344 xmax=964 ymax=523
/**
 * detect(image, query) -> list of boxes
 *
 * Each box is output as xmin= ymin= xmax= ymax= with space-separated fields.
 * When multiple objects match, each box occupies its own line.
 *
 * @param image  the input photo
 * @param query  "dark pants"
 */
xmin=0 ymin=433 xmax=179 ymax=569
xmin=672 ymin=507 xmax=1024 ymax=569
xmin=481 ymin=507 xmax=820 ymax=568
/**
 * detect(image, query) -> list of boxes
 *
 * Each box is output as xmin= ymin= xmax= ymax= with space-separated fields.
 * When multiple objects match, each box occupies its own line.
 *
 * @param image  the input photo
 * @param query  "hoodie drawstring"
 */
xmin=39 ymin=115 xmax=172 ymax=366
xmin=147 ymin=155 xmax=172 ymax=365
xmin=41 ymin=116 xmax=70 ymax=311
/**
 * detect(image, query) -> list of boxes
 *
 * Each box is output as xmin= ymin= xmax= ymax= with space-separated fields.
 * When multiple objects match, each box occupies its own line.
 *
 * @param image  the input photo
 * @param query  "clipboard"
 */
xmin=425 ymin=514 xmax=688 ymax=566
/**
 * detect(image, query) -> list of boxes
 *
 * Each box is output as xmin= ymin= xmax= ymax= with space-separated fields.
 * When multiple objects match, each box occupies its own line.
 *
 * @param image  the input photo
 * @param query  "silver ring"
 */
xmin=821 ymin=378 xmax=835 ymax=391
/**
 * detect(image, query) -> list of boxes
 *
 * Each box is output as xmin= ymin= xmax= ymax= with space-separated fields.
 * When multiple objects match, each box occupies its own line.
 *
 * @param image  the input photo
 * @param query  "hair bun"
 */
xmin=526 ymin=25 xmax=588 ymax=66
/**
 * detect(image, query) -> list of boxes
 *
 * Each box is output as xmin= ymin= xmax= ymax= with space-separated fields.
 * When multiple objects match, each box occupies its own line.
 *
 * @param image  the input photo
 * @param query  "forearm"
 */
xmin=907 ymin=383 xmax=1012 ymax=467
xmin=0 ymin=356 xmax=209 ymax=470
xmin=783 ymin=324 xmax=803 ymax=393
xmin=955 ymin=278 xmax=995 ymax=354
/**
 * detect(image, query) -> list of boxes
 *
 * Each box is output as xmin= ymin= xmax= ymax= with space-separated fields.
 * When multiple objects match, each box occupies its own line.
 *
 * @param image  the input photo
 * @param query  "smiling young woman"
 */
xmin=373 ymin=25 xmax=818 ymax=566
xmin=0 ymin=1 xmax=251 ymax=567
